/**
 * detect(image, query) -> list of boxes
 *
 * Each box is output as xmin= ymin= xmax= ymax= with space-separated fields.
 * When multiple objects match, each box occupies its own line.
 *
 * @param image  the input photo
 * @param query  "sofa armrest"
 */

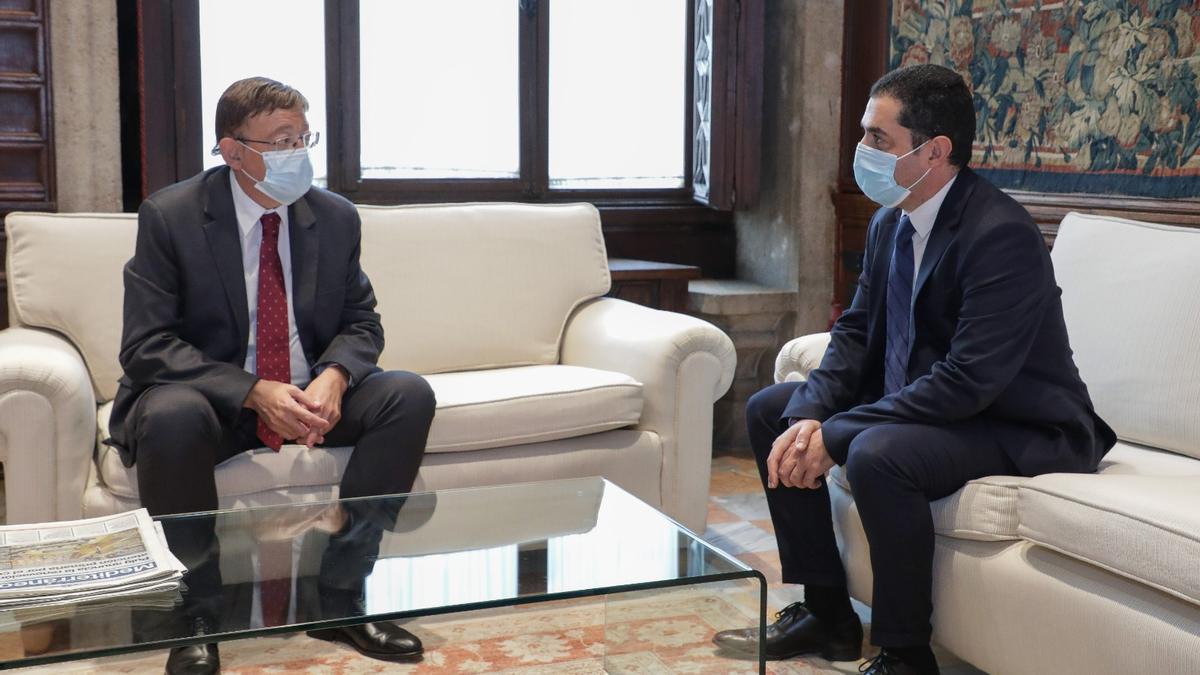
xmin=775 ymin=332 xmax=831 ymax=384
xmin=0 ymin=327 xmax=97 ymax=523
xmin=560 ymin=297 xmax=735 ymax=532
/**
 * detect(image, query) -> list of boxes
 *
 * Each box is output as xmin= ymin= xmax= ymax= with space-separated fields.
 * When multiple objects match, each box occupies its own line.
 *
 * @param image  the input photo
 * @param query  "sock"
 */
xmin=803 ymin=584 xmax=856 ymax=623
xmin=889 ymin=645 xmax=938 ymax=673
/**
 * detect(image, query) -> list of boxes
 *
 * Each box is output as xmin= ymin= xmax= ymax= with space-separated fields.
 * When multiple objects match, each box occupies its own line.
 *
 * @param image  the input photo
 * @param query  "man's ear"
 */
xmin=217 ymin=137 xmax=243 ymax=170
xmin=928 ymin=135 xmax=954 ymax=167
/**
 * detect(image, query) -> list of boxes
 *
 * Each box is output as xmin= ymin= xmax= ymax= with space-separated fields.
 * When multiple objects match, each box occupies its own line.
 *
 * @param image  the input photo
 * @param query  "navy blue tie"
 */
xmin=885 ymin=215 xmax=915 ymax=396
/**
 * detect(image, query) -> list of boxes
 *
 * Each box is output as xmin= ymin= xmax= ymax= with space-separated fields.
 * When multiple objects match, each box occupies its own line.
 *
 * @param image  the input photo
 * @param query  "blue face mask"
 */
xmin=239 ymin=143 xmax=314 ymax=206
xmin=853 ymin=140 xmax=931 ymax=208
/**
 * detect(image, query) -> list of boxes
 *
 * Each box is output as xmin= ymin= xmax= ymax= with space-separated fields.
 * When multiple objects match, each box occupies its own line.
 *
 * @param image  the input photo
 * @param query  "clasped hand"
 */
xmin=766 ymin=419 xmax=835 ymax=489
xmin=245 ymin=367 xmax=348 ymax=448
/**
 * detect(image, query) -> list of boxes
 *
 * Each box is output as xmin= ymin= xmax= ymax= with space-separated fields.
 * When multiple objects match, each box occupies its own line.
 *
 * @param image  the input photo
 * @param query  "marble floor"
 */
xmin=703 ymin=454 xmax=987 ymax=675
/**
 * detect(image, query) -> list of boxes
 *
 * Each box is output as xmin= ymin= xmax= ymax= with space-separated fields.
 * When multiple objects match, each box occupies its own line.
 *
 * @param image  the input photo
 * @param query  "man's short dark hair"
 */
xmin=215 ymin=77 xmax=308 ymax=145
xmin=869 ymin=64 xmax=975 ymax=168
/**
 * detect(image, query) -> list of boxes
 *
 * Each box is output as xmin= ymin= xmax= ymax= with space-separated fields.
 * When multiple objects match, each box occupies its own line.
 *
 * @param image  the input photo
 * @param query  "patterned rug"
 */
xmin=19 ymin=587 xmax=855 ymax=674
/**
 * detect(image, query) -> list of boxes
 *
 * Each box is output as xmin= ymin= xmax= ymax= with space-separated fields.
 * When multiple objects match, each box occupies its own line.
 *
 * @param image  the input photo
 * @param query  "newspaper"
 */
xmin=0 ymin=508 xmax=186 ymax=610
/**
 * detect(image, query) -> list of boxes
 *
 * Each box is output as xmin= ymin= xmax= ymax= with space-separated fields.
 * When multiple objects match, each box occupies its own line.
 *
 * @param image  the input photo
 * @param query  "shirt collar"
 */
xmin=229 ymin=170 xmax=282 ymax=239
xmin=902 ymin=173 xmax=957 ymax=241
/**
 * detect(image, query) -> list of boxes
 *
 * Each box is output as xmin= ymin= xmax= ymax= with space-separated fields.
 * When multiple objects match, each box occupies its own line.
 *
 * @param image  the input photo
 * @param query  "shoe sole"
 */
xmin=714 ymin=640 xmax=861 ymax=662
xmin=769 ymin=645 xmax=862 ymax=662
xmin=306 ymin=628 xmax=424 ymax=663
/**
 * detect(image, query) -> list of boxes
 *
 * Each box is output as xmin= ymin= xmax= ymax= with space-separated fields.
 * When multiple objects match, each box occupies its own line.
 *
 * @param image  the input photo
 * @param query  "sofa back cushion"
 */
xmin=6 ymin=212 xmax=136 ymax=401
xmin=5 ymin=202 xmax=611 ymax=401
xmin=1052 ymin=212 xmax=1200 ymax=461
xmin=357 ymin=202 xmax=609 ymax=374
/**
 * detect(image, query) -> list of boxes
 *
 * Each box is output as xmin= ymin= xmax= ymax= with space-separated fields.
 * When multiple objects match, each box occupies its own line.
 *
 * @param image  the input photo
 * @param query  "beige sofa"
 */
xmin=0 ymin=202 xmax=735 ymax=533
xmin=777 ymin=212 xmax=1200 ymax=674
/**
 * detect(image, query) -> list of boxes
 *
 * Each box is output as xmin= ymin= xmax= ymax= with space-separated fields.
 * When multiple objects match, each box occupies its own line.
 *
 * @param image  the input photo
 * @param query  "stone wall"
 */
xmin=706 ymin=1 xmax=843 ymax=454
xmin=733 ymin=0 xmax=844 ymax=337
xmin=688 ymin=281 xmax=796 ymax=454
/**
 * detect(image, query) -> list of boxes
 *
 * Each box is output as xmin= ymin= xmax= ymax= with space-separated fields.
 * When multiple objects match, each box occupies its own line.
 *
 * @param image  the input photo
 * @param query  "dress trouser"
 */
xmin=126 ymin=370 xmax=435 ymax=643
xmin=129 ymin=369 xmax=437 ymax=518
xmin=746 ymin=381 xmax=1019 ymax=647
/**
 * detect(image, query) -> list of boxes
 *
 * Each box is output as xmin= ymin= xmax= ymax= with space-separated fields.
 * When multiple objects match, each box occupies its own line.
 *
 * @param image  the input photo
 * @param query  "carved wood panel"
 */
xmin=0 ymin=0 xmax=54 ymax=328
xmin=691 ymin=0 xmax=762 ymax=210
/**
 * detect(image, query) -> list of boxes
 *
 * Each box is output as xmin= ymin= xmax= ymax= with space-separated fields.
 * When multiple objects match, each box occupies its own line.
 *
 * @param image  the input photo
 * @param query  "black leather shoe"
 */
xmin=165 ymin=617 xmax=220 ymax=675
xmin=712 ymin=601 xmax=862 ymax=661
xmin=307 ymin=622 xmax=424 ymax=662
xmin=859 ymin=649 xmax=939 ymax=674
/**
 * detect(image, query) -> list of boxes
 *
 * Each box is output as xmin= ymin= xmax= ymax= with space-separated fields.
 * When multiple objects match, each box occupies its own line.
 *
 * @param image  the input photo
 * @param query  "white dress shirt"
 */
xmin=901 ymin=173 xmax=957 ymax=275
xmin=230 ymin=172 xmax=312 ymax=388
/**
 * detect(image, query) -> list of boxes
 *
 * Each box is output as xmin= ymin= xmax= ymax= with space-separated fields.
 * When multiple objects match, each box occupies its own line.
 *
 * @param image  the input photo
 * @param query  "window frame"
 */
xmin=324 ymin=0 xmax=697 ymax=208
xmin=126 ymin=0 xmax=760 ymax=276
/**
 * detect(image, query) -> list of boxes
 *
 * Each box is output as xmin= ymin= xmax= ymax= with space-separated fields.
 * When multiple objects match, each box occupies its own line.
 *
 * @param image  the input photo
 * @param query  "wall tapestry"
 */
xmin=890 ymin=0 xmax=1200 ymax=199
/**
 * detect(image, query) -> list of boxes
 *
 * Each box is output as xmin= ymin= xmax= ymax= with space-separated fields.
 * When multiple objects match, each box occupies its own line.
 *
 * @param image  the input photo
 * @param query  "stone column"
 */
xmin=688 ymin=280 xmax=797 ymax=455
xmin=48 ymin=0 xmax=123 ymax=212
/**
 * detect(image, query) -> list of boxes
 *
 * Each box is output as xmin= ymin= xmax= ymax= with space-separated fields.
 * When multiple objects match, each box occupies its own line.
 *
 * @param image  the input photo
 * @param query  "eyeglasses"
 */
xmin=209 ymin=131 xmax=320 ymax=156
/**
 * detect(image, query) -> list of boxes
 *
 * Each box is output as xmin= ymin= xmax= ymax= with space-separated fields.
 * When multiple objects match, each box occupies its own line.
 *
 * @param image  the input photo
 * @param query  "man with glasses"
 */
xmin=108 ymin=77 xmax=436 ymax=673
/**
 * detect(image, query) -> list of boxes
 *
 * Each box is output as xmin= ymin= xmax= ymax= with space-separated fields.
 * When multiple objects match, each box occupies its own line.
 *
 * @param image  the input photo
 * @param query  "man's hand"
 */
xmin=299 ymin=365 xmax=350 ymax=447
xmin=792 ymin=428 xmax=834 ymax=489
xmin=244 ymin=380 xmax=329 ymax=444
xmin=767 ymin=419 xmax=820 ymax=488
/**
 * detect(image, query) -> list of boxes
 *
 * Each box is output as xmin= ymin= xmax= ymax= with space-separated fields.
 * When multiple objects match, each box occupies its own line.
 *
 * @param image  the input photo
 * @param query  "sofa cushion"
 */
xmin=1097 ymin=441 xmax=1200 ymax=477
xmin=422 ymin=364 xmax=642 ymax=453
xmin=1018 ymin=474 xmax=1200 ymax=607
xmin=358 ymin=202 xmax=610 ymax=375
xmin=1052 ymin=212 xmax=1200 ymax=461
xmin=97 ymin=364 xmax=642 ymax=496
xmin=829 ymin=466 xmax=1027 ymax=541
xmin=826 ymin=440 xmax=1200 ymax=545
xmin=6 ymin=212 xmax=136 ymax=402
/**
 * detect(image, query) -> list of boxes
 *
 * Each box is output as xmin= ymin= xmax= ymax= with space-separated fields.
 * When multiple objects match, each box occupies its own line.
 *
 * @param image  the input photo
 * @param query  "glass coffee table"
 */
xmin=0 ymin=477 xmax=765 ymax=671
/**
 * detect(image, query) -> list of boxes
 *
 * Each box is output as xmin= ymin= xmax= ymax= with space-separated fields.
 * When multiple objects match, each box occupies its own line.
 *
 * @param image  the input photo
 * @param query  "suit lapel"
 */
xmin=913 ymin=167 xmax=976 ymax=300
xmin=289 ymin=195 xmax=319 ymax=351
xmin=201 ymin=167 xmax=250 ymax=350
xmin=872 ymin=207 xmax=902 ymax=315
xmin=867 ymin=208 xmax=903 ymax=357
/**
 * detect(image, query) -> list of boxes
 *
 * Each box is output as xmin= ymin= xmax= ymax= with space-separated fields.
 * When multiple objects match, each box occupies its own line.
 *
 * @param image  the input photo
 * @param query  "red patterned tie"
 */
xmin=256 ymin=212 xmax=289 ymax=451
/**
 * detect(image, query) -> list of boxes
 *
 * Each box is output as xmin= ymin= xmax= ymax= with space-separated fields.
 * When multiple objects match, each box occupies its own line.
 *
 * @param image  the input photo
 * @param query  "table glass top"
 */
xmin=0 ymin=477 xmax=758 ymax=668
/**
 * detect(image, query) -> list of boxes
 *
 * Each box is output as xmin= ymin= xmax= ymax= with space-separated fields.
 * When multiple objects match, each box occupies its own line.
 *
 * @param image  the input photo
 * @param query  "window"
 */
xmin=327 ymin=0 xmax=717 ymax=204
xmin=133 ymin=0 xmax=760 ymax=216
xmin=358 ymin=0 xmax=521 ymax=182
xmin=547 ymin=0 xmax=688 ymax=190
xmin=199 ymin=0 xmax=329 ymax=183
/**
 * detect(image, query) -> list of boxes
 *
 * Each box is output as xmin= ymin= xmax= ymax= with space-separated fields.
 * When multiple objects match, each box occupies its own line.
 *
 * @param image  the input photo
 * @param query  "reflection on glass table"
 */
xmin=0 ymin=478 xmax=765 ymax=672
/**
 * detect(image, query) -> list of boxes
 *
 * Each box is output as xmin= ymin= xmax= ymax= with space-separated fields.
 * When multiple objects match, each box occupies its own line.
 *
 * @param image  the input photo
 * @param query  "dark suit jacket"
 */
xmin=109 ymin=166 xmax=384 ymax=465
xmin=783 ymin=168 xmax=1115 ymax=475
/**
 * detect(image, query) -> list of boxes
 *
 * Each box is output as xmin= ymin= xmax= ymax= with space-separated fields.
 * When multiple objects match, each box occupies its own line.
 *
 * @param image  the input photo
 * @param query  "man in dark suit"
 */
xmin=109 ymin=77 xmax=436 ymax=674
xmin=713 ymin=65 xmax=1115 ymax=674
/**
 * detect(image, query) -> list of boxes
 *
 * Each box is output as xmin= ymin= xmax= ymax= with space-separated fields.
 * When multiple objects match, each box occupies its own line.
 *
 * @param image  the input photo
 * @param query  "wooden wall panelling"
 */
xmin=136 ymin=0 xmax=201 ymax=198
xmin=832 ymin=0 xmax=888 ymax=317
xmin=0 ymin=0 xmax=54 ymax=329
